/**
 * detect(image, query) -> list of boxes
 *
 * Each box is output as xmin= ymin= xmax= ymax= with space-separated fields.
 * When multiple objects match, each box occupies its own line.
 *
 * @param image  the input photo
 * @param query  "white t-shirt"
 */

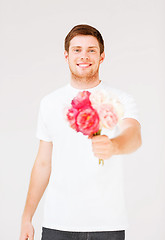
xmin=36 ymin=81 xmax=140 ymax=232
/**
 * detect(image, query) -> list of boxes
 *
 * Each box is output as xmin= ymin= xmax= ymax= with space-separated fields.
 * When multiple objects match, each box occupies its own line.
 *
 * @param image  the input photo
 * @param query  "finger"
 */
xmin=26 ymin=234 xmax=33 ymax=240
xmin=27 ymin=237 xmax=33 ymax=240
xmin=92 ymin=135 xmax=108 ymax=142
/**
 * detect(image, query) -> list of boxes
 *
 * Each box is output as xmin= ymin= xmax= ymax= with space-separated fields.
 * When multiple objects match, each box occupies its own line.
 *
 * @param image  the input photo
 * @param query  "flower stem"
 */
xmin=93 ymin=129 xmax=104 ymax=166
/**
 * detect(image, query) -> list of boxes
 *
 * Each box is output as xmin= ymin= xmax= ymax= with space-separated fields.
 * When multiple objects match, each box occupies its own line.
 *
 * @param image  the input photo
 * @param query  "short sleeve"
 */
xmin=35 ymin=99 xmax=52 ymax=142
xmin=119 ymin=91 xmax=140 ymax=123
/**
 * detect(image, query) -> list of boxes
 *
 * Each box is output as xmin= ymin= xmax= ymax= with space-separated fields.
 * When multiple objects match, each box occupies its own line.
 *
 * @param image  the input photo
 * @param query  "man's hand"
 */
xmin=89 ymin=134 xmax=117 ymax=160
xmin=19 ymin=220 xmax=34 ymax=240
xmin=88 ymin=118 xmax=142 ymax=161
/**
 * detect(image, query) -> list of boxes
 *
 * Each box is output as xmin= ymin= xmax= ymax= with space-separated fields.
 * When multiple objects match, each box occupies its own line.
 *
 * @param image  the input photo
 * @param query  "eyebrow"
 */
xmin=71 ymin=46 xmax=98 ymax=49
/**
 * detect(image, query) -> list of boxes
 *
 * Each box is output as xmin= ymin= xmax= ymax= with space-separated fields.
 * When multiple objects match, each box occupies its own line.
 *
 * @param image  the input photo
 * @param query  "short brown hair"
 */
xmin=64 ymin=24 xmax=104 ymax=55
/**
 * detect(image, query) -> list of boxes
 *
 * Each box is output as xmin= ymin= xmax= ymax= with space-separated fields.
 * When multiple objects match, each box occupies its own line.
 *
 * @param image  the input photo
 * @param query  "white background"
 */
xmin=0 ymin=0 xmax=164 ymax=239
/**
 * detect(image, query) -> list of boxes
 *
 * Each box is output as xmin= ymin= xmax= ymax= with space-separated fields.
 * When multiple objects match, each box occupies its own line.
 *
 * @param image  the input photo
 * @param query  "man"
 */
xmin=19 ymin=24 xmax=142 ymax=240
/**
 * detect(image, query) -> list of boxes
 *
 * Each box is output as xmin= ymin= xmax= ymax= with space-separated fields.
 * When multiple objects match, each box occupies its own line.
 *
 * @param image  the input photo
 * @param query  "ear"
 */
xmin=99 ymin=51 xmax=105 ymax=64
xmin=64 ymin=50 xmax=69 ymax=63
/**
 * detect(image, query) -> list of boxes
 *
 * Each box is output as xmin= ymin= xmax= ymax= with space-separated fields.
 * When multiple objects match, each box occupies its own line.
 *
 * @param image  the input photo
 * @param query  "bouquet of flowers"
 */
xmin=64 ymin=89 xmax=124 ymax=166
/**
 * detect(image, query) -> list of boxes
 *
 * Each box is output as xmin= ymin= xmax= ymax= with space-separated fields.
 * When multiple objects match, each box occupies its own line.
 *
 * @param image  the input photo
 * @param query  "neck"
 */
xmin=70 ymin=75 xmax=101 ymax=90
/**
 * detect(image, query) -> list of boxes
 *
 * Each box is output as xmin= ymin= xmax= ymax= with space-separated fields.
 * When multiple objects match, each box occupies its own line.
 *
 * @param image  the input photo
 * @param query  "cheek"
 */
xmin=72 ymin=57 xmax=78 ymax=64
xmin=69 ymin=58 xmax=77 ymax=66
xmin=92 ymin=56 xmax=100 ymax=64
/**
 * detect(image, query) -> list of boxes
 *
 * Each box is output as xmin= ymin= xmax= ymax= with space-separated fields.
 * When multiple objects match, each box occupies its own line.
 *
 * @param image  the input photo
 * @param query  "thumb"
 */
xmin=88 ymin=133 xmax=94 ymax=139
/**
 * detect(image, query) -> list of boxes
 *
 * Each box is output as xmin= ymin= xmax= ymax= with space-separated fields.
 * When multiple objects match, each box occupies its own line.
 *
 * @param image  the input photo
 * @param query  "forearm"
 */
xmin=21 ymin=160 xmax=51 ymax=222
xmin=112 ymin=126 xmax=142 ymax=155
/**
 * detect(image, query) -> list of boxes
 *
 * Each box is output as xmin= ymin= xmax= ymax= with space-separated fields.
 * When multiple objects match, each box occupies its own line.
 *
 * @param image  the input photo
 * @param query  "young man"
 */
xmin=19 ymin=24 xmax=142 ymax=240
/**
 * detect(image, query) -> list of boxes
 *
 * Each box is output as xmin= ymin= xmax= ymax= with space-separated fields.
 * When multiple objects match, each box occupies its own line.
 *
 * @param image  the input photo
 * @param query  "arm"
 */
xmin=19 ymin=140 xmax=53 ymax=240
xmin=112 ymin=118 xmax=142 ymax=155
xmin=90 ymin=118 xmax=142 ymax=160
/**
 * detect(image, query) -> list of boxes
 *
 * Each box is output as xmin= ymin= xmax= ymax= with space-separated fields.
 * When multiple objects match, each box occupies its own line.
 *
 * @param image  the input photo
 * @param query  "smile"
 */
xmin=77 ymin=63 xmax=92 ymax=68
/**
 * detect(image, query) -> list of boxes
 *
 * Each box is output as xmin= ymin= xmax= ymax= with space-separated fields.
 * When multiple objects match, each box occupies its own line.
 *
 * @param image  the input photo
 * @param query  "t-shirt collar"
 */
xmin=66 ymin=80 xmax=103 ymax=93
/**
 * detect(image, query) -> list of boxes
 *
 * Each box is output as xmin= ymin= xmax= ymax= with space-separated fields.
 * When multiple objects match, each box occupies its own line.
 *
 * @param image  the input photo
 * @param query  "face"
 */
xmin=64 ymin=35 xmax=105 ymax=81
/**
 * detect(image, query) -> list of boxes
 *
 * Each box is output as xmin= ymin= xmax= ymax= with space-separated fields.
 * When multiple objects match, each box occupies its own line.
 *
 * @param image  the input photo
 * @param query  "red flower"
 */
xmin=76 ymin=105 xmax=100 ymax=135
xmin=66 ymin=107 xmax=79 ymax=131
xmin=71 ymin=91 xmax=91 ymax=109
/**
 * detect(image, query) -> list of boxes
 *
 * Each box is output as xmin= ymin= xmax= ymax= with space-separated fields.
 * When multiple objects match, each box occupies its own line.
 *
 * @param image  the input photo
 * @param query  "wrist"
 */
xmin=21 ymin=213 xmax=32 ymax=223
xmin=111 ymin=138 xmax=120 ymax=155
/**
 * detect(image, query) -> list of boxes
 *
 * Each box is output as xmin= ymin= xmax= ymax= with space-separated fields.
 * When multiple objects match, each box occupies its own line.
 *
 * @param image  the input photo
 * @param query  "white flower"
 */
xmin=90 ymin=89 xmax=124 ymax=120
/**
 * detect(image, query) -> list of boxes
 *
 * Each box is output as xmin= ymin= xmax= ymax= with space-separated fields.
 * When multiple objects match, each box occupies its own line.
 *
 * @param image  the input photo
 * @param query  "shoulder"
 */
xmin=102 ymin=82 xmax=135 ymax=102
xmin=40 ymin=85 xmax=67 ymax=107
xmin=101 ymin=82 xmax=140 ymax=121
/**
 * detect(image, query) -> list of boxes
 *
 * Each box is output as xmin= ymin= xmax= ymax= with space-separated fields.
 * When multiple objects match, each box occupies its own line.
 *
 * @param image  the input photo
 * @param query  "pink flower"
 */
xmin=66 ymin=105 xmax=100 ymax=135
xmin=76 ymin=106 xmax=100 ymax=135
xmin=97 ymin=103 xmax=118 ymax=129
xmin=89 ymin=89 xmax=124 ymax=120
xmin=71 ymin=91 xmax=91 ymax=109
xmin=66 ymin=107 xmax=79 ymax=131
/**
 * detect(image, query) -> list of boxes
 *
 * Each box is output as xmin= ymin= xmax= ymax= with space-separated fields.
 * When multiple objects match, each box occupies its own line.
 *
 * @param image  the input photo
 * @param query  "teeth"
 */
xmin=78 ymin=64 xmax=90 ymax=67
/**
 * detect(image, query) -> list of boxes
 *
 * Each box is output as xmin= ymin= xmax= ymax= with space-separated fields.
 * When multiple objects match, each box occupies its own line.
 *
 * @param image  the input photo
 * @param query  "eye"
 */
xmin=89 ymin=50 xmax=95 ymax=52
xmin=74 ymin=49 xmax=80 ymax=52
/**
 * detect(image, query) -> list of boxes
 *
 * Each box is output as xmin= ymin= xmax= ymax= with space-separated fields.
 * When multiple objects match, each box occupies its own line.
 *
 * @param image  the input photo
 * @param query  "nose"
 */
xmin=80 ymin=51 xmax=89 ymax=60
xmin=80 ymin=56 xmax=89 ymax=60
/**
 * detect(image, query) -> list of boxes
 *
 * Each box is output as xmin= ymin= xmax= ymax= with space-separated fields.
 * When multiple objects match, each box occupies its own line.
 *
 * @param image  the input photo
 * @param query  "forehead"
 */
xmin=69 ymin=35 xmax=99 ymax=48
